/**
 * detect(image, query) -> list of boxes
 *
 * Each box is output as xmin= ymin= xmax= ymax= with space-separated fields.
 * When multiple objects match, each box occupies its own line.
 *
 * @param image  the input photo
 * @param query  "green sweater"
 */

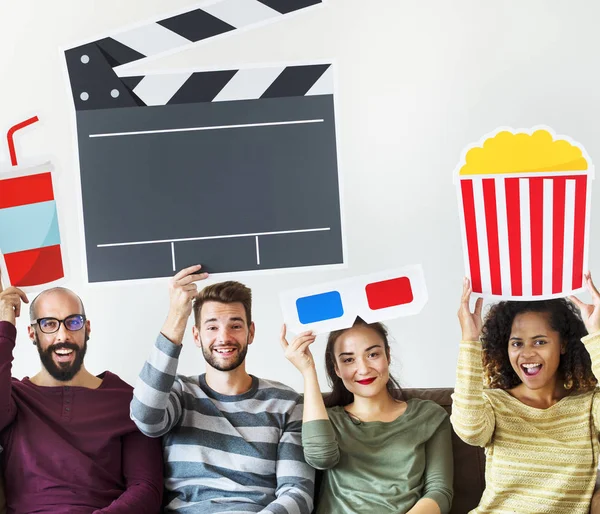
xmin=302 ymin=399 xmax=453 ymax=514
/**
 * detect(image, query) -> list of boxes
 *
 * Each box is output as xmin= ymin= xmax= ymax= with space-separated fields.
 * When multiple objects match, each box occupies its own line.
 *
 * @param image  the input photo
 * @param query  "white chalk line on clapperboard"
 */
xmin=64 ymin=0 xmax=342 ymax=277
xmin=98 ymin=228 xmax=332 ymax=271
xmin=88 ymin=119 xmax=324 ymax=138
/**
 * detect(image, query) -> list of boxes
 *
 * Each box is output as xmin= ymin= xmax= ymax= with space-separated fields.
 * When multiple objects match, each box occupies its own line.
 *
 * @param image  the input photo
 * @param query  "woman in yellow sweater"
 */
xmin=451 ymin=272 xmax=600 ymax=513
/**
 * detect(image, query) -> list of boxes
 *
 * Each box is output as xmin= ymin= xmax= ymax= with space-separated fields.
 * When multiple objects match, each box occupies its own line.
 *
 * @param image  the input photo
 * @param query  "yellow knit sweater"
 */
xmin=450 ymin=332 xmax=600 ymax=514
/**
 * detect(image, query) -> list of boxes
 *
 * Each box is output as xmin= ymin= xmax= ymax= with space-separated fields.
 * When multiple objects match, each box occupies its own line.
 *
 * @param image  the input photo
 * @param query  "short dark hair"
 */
xmin=324 ymin=317 xmax=402 ymax=408
xmin=481 ymin=298 xmax=596 ymax=392
xmin=193 ymin=281 xmax=252 ymax=327
xmin=29 ymin=287 xmax=86 ymax=323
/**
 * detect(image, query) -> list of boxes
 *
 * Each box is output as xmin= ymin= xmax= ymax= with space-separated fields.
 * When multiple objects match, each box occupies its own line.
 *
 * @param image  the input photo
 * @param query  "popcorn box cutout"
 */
xmin=455 ymin=127 xmax=594 ymax=300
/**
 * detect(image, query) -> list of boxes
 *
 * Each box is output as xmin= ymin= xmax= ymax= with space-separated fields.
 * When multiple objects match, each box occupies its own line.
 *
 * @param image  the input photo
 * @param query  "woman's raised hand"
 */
xmin=280 ymin=324 xmax=317 ymax=376
xmin=570 ymin=272 xmax=600 ymax=335
xmin=458 ymin=277 xmax=483 ymax=341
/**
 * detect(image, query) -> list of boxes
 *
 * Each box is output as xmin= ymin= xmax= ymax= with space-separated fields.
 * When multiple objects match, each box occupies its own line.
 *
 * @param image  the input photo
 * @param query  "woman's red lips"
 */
xmin=356 ymin=378 xmax=376 ymax=385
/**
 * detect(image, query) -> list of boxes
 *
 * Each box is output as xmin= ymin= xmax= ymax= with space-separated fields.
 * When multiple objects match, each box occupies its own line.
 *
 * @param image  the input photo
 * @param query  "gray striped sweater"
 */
xmin=130 ymin=334 xmax=314 ymax=513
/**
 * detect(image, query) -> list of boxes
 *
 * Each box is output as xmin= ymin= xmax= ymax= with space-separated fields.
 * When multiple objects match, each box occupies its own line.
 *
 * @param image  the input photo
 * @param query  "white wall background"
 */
xmin=1 ymin=0 xmax=599 ymax=391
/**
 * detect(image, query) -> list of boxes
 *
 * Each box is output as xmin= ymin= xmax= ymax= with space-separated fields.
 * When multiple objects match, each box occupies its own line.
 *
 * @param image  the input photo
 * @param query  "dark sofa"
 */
xmin=4 ymin=388 xmax=600 ymax=513
xmin=400 ymin=388 xmax=485 ymax=514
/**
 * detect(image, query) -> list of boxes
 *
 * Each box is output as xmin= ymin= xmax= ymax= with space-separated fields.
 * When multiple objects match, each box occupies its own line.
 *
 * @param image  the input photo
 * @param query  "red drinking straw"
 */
xmin=7 ymin=116 xmax=39 ymax=166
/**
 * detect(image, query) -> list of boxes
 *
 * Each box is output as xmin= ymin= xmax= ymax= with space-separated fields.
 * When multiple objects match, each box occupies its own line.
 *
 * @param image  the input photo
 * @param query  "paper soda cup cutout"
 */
xmin=280 ymin=266 xmax=428 ymax=334
xmin=455 ymin=127 xmax=594 ymax=299
xmin=0 ymin=117 xmax=65 ymax=288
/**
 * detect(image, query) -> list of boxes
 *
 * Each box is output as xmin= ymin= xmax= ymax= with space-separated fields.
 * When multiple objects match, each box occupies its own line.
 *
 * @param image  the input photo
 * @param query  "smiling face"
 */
xmin=333 ymin=325 xmax=390 ymax=399
xmin=28 ymin=289 xmax=90 ymax=382
xmin=508 ymin=311 xmax=565 ymax=391
xmin=193 ymin=301 xmax=255 ymax=372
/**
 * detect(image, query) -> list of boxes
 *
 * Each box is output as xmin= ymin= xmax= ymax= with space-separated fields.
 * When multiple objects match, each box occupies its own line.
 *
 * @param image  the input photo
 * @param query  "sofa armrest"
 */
xmin=591 ymin=492 xmax=600 ymax=514
xmin=590 ymin=475 xmax=600 ymax=514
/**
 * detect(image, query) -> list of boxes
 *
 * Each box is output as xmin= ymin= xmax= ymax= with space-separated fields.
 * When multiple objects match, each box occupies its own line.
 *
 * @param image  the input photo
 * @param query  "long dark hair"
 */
xmin=481 ymin=298 xmax=596 ymax=391
xmin=324 ymin=317 xmax=403 ymax=408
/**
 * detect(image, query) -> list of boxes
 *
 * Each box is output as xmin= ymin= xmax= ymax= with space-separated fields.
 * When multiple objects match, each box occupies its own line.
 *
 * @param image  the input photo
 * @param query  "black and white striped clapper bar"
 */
xmin=64 ymin=0 xmax=343 ymax=283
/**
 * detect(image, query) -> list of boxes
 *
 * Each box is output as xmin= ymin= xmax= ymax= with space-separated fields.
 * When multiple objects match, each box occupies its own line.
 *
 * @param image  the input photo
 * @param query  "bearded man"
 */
xmin=0 ymin=277 xmax=163 ymax=513
xmin=131 ymin=265 xmax=314 ymax=513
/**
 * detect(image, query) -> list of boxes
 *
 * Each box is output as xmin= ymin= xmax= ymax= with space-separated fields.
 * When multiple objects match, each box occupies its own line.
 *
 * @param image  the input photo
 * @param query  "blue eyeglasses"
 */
xmin=31 ymin=314 xmax=86 ymax=334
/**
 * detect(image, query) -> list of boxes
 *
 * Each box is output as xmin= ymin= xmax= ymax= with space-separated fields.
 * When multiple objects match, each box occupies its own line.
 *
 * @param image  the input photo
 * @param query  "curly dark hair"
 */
xmin=324 ymin=317 xmax=403 ymax=408
xmin=481 ymin=298 xmax=596 ymax=392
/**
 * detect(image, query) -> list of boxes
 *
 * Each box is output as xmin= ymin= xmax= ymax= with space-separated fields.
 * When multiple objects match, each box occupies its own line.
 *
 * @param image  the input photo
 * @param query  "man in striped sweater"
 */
xmin=131 ymin=265 xmax=314 ymax=513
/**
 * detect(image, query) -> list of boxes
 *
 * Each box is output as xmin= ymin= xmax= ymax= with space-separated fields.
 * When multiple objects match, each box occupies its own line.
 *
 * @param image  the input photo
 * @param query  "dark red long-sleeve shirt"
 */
xmin=0 ymin=321 xmax=163 ymax=513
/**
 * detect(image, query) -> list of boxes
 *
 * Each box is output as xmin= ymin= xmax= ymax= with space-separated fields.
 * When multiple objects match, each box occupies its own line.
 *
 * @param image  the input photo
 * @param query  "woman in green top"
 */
xmin=280 ymin=318 xmax=454 ymax=514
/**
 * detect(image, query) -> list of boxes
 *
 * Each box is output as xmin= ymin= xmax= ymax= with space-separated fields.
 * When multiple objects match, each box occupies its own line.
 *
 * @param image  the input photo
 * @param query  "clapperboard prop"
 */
xmin=0 ymin=116 xmax=65 ymax=288
xmin=64 ymin=0 xmax=343 ymax=283
xmin=455 ymin=127 xmax=594 ymax=300
xmin=280 ymin=266 xmax=428 ymax=334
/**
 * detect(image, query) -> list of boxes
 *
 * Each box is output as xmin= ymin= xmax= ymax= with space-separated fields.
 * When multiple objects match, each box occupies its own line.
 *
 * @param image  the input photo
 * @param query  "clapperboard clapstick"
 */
xmin=64 ymin=0 xmax=343 ymax=283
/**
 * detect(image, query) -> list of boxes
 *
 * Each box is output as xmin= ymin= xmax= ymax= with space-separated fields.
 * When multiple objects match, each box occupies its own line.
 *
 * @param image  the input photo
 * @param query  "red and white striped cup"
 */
xmin=0 ymin=116 xmax=65 ymax=289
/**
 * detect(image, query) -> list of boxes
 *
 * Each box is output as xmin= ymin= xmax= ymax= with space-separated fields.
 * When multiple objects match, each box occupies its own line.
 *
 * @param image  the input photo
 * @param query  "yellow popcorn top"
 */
xmin=459 ymin=128 xmax=589 ymax=176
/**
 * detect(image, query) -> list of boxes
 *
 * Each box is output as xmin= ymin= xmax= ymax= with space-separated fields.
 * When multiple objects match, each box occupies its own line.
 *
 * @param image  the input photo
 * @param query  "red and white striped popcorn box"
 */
xmin=455 ymin=127 xmax=594 ymax=300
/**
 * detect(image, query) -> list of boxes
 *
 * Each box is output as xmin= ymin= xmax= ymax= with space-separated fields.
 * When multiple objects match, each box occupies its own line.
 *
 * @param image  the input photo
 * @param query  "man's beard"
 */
xmin=35 ymin=331 xmax=89 ymax=382
xmin=200 ymin=336 xmax=248 ymax=372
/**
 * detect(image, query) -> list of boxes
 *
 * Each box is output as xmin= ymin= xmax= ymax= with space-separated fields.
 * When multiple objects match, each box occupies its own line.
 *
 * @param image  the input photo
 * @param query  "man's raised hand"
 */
xmin=168 ymin=265 xmax=209 ymax=318
xmin=0 ymin=270 xmax=29 ymax=326
xmin=161 ymin=265 xmax=209 ymax=345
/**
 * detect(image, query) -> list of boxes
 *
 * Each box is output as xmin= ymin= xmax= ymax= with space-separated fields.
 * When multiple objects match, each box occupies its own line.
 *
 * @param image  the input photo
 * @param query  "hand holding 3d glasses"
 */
xmin=280 ymin=324 xmax=317 ymax=377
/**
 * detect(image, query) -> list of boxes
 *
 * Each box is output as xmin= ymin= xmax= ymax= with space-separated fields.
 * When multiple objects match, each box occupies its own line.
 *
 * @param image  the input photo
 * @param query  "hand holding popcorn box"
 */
xmin=455 ymin=127 xmax=593 ymax=299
